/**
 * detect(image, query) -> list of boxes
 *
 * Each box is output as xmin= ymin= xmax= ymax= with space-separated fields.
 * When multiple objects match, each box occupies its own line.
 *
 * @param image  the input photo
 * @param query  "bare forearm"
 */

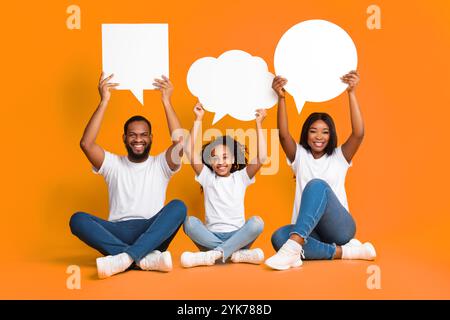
xmin=186 ymin=119 xmax=202 ymax=164
xmin=256 ymin=122 xmax=267 ymax=164
xmin=348 ymin=91 xmax=364 ymax=138
xmin=162 ymin=98 xmax=183 ymax=140
xmin=80 ymin=100 xmax=108 ymax=146
xmin=277 ymin=97 xmax=291 ymax=141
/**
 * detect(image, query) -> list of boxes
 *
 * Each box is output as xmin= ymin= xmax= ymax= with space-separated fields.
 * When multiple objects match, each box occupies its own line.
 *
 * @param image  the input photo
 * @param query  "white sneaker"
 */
xmin=181 ymin=250 xmax=221 ymax=268
xmin=265 ymin=240 xmax=304 ymax=271
xmin=347 ymin=238 xmax=362 ymax=246
xmin=96 ymin=253 xmax=133 ymax=279
xmin=138 ymin=250 xmax=173 ymax=272
xmin=231 ymin=248 xmax=264 ymax=264
xmin=342 ymin=242 xmax=376 ymax=260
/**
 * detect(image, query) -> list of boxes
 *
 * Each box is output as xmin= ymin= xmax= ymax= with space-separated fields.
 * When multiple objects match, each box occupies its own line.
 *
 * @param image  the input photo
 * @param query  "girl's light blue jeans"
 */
xmin=183 ymin=215 xmax=264 ymax=262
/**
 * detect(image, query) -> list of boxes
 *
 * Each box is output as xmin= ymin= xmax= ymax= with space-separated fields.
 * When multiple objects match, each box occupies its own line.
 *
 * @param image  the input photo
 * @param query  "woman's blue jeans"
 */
xmin=271 ymin=179 xmax=356 ymax=260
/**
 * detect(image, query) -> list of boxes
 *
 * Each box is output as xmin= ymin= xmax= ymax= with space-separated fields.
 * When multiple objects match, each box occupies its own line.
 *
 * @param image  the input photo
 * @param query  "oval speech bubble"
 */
xmin=187 ymin=50 xmax=278 ymax=124
xmin=274 ymin=19 xmax=358 ymax=113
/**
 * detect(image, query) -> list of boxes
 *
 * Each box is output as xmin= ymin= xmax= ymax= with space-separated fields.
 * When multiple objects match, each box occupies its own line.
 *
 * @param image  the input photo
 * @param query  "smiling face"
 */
xmin=123 ymin=120 xmax=152 ymax=162
xmin=307 ymin=120 xmax=330 ymax=156
xmin=210 ymin=144 xmax=234 ymax=177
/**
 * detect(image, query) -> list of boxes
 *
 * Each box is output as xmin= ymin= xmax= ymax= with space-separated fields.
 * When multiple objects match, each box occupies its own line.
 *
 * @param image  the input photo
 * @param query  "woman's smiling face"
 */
xmin=307 ymin=120 xmax=330 ymax=155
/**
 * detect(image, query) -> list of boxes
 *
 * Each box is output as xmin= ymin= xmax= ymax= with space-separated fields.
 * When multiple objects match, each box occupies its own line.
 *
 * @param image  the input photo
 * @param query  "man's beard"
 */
xmin=125 ymin=143 xmax=151 ymax=161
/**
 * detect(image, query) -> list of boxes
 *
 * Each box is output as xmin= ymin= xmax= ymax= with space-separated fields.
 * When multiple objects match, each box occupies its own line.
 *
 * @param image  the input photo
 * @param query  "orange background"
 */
xmin=1 ymin=0 xmax=450 ymax=299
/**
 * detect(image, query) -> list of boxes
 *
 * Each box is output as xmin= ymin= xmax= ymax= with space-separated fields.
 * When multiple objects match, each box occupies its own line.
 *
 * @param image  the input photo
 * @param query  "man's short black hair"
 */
xmin=123 ymin=115 xmax=152 ymax=135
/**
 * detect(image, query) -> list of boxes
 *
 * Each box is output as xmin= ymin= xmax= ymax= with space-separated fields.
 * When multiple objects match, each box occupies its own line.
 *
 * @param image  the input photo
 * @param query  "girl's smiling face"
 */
xmin=210 ymin=144 xmax=234 ymax=177
xmin=307 ymin=120 xmax=330 ymax=156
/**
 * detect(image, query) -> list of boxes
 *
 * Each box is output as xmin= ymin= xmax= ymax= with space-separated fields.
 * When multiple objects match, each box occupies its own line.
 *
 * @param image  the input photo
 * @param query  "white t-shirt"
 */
xmin=195 ymin=166 xmax=255 ymax=233
xmin=94 ymin=150 xmax=179 ymax=222
xmin=288 ymin=144 xmax=352 ymax=224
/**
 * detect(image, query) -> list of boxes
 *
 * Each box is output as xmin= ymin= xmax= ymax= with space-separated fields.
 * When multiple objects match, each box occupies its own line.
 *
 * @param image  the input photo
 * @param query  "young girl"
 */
xmin=181 ymin=103 xmax=267 ymax=268
xmin=265 ymin=71 xmax=376 ymax=270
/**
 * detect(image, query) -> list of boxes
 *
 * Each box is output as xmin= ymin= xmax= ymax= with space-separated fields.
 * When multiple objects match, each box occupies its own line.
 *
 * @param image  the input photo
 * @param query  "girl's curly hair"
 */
xmin=201 ymin=135 xmax=248 ymax=173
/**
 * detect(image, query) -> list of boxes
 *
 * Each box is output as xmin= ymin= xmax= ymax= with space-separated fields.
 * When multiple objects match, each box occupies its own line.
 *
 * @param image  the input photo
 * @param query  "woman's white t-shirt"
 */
xmin=94 ymin=150 xmax=179 ymax=222
xmin=195 ymin=166 xmax=255 ymax=233
xmin=289 ymin=144 xmax=352 ymax=224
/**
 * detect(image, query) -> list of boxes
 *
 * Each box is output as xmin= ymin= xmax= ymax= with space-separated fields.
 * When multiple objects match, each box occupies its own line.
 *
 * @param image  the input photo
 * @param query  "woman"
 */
xmin=265 ymin=71 xmax=376 ymax=270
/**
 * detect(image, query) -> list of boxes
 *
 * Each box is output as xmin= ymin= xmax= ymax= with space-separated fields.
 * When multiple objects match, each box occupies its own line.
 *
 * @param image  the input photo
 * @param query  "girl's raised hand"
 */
xmin=193 ymin=102 xmax=205 ymax=120
xmin=255 ymin=108 xmax=267 ymax=124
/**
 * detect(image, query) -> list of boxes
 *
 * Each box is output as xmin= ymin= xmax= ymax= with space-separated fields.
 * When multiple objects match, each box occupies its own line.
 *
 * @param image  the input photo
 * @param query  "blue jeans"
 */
xmin=69 ymin=199 xmax=187 ymax=262
xmin=183 ymin=216 xmax=264 ymax=261
xmin=271 ymin=179 xmax=356 ymax=260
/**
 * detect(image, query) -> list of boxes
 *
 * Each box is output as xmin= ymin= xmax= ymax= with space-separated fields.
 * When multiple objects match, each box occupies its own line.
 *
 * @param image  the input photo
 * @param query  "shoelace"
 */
xmin=280 ymin=244 xmax=305 ymax=259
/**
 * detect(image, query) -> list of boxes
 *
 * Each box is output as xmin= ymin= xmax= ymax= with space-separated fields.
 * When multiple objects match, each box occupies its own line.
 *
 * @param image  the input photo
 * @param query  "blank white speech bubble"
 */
xmin=102 ymin=24 xmax=169 ymax=105
xmin=187 ymin=50 xmax=278 ymax=124
xmin=274 ymin=19 xmax=357 ymax=113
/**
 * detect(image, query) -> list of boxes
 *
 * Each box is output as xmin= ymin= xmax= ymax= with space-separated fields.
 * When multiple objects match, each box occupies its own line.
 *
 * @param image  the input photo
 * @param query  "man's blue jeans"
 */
xmin=183 ymin=216 xmax=264 ymax=261
xmin=271 ymin=179 xmax=356 ymax=260
xmin=69 ymin=199 xmax=187 ymax=262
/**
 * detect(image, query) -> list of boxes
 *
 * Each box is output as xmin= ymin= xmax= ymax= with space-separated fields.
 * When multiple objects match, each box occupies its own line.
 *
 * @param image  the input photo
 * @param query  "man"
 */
xmin=70 ymin=72 xmax=186 ymax=279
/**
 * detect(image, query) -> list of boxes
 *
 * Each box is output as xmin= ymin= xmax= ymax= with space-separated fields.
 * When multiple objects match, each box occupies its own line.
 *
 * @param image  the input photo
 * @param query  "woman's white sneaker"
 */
xmin=342 ymin=242 xmax=376 ymax=260
xmin=231 ymin=248 xmax=264 ymax=264
xmin=138 ymin=250 xmax=173 ymax=272
xmin=265 ymin=239 xmax=304 ymax=271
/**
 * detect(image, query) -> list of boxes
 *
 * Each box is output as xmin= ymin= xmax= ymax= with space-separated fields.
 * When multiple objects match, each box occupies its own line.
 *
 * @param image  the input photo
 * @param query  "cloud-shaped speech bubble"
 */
xmin=274 ymin=19 xmax=358 ymax=114
xmin=102 ymin=24 xmax=169 ymax=105
xmin=187 ymin=50 xmax=278 ymax=124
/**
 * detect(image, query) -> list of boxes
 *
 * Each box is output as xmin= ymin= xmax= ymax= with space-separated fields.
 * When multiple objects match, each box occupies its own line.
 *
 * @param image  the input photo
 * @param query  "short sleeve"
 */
xmin=336 ymin=146 xmax=352 ymax=168
xmin=238 ymin=168 xmax=255 ymax=187
xmin=92 ymin=150 xmax=118 ymax=177
xmin=195 ymin=166 xmax=214 ymax=187
xmin=286 ymin=144 xmax=302 ymax=172
xmin=156 ymin=150 xmax=180 ymax=180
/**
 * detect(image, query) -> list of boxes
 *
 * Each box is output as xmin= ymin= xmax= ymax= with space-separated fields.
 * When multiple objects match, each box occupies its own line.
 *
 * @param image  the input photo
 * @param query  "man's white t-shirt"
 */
xmin=94 ymin=150 xmax=179 ymax=222
xmin=195 ymin=166 xmax=255 ymax=233
xmin=289 ymin=144 xmax=352 ymax=224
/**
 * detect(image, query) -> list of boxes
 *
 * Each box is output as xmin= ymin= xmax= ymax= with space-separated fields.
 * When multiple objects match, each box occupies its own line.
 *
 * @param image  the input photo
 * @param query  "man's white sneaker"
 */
xmin=265 ymin=239 xmax=304 ymax=271
xmin=138 ymin=250 xmax=173 ymax=272
xmin=231 ymin=248 xmax=264 ymax=264
xmin=342 ymin=242 xmax=376 ymax=260
xmin=96 ymin=252 xmax=133 ymax=279
xmin=181 ymin=250 xmax=221 ymax=268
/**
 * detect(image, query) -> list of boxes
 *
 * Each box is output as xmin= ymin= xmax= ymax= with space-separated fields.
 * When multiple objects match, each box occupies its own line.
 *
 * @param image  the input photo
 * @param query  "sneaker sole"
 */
xmin=265 ymin=258 xmax=303 ymax=271
xmin=160 ymin=251 xmax=173 ymax=272
xmin=96 ymin=257 xmax=111 ymax=279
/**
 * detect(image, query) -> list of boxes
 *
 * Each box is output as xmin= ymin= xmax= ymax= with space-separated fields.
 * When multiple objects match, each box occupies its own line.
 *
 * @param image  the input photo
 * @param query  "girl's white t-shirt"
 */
xmin=94 ymin=150 xmax=179 ymax=222
xmin=288 ymin=144 xmax=352 ymax=224
xmin=195 ymin=166 xmax=255 ymax=233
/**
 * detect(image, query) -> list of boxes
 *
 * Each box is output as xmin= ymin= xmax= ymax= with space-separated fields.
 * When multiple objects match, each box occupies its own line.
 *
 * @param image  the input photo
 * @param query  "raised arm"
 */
xmin=80 ymin=72 xmax=119 ymax=170
xmin=153 ymin=76 xmax=184 ymax=171
xmin=341 ymin=71 xmax=364 ymax=163
xmin=183 ymin=102 xmax=204 ymax=176
xmin=272 ymin=76 xmax=297 ymax=162
xmin=246 ymin=109 xmax=268 ymax=179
